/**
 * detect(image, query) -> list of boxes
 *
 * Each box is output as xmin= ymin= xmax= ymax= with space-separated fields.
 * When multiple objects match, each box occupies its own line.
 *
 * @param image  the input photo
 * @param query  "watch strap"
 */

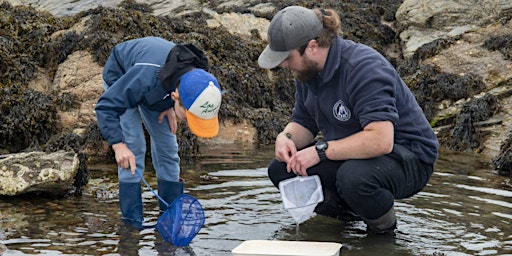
xmin=317 ymin=149 xmax=327 ymax=161
xmin=316 ymin=141 xmax=328 ymax=161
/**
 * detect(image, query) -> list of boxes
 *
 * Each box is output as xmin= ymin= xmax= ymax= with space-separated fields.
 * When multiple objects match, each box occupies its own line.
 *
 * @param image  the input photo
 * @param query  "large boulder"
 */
xmin=0 ymin=151 xmax=81 ymax=196
xmin=396 ymin=0 xmax=512 ymax=58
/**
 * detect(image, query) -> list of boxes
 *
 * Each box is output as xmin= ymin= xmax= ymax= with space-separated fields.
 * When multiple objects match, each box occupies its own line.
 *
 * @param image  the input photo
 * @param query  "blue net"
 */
xmin=157 ymin=194 xmax=205 ymax=246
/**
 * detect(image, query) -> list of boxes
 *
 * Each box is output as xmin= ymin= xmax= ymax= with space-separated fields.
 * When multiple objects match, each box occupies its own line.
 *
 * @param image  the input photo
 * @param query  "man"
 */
xmin=258 ymin=6 xmax=438 ymax=234
xmin=95 ymin=36 xmax=222 ymax=229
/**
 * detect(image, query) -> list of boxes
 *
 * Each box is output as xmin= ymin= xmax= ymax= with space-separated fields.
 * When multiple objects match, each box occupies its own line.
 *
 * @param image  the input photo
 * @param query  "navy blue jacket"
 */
xmin=95 ymin=37 xmax=175 ymax=145
xmin=292 ymin=36 xmax=439 ymax=164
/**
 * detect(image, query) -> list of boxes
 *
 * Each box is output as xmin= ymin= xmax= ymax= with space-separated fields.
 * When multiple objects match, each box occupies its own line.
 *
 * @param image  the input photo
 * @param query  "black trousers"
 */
xmin=268 ymin=144 xmax=433 ymax=221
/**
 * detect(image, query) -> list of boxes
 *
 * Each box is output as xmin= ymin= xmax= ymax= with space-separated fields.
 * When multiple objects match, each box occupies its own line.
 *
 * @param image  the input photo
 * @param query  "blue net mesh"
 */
xmin=157 ymin=194 xmax=205 ymax=246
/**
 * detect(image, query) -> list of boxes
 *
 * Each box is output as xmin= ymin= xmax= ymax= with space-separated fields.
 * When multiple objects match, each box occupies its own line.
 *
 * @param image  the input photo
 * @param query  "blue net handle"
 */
xmin=136 ymin=170 xmax=170 ymax=209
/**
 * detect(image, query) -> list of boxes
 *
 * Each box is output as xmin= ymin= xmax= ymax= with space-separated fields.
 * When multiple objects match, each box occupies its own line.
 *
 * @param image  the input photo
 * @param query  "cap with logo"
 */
xmin=258 ymin=6 xmax=323 ymax=69
xmin=179 ymin=69 xmax=222 ymax=138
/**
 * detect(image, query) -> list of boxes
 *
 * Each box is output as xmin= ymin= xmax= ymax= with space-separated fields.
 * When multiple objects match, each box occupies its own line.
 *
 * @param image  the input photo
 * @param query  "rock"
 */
xmin=0 ymin=243 xmax=7 ymax=255
xmin=3 ymin=0 xmax=512 ymax=171
xmin=0 ymin=151 xmax=79 ymax=196
xmin=205 ymin=9 xmax=270 ymax=39
xmin=396 ymin=0 xmax=512 ymax=58
xmin=6 ymin=0 xmax=119 ymax=17
xmin=53 ymin=50 xmax=104 ymax=130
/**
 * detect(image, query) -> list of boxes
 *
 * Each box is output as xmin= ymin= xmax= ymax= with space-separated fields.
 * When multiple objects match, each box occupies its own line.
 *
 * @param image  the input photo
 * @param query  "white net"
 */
xmin=278 ymin=175 xmax=324 ymax=224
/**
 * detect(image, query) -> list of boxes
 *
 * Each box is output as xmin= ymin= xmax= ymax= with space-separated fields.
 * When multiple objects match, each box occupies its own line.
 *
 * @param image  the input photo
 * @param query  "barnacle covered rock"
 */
xmin=0 ymin=151 xmax=79 ymax=196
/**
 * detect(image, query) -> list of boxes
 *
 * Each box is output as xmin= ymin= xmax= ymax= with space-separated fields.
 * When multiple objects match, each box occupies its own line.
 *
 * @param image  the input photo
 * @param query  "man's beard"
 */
xmin=294 ymin=55 xmax=320 ymax=82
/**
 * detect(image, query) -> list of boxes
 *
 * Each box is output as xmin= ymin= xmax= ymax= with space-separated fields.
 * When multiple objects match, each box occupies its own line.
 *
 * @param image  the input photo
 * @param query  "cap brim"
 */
xmin=186 ymin=111 xmax=219 ymax=138
xmin=258 ymin=45 xmax=290 ymax=69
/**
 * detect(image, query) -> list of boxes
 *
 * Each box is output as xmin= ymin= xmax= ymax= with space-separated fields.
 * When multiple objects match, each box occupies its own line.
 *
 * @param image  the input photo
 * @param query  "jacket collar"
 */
xmin=318 ymin=36 xmax=342 ymax=84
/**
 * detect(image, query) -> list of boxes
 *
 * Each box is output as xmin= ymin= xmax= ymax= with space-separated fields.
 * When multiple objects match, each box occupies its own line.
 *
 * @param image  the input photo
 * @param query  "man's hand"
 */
xmin=287 ymin=146 xmax=319 ymax=176
xmin=275 ymin=132 xmax=297 ymax=165
xmin=158 ymin=108 xmax=178 ymax=134
xmin=112 ymin=142 xmax=136 ymax=175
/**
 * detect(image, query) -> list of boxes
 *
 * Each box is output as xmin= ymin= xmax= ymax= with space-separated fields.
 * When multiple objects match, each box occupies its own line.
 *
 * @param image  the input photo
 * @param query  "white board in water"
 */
xmin=232 ymin=240 xmax=342 ymax=256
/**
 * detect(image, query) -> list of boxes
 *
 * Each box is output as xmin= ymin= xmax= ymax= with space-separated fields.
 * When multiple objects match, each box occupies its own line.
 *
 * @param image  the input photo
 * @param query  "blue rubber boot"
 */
xmin=119 ymin=182 xmax=144 ymax=230
xmin=157 ymin=180 xmax=184 ymax=211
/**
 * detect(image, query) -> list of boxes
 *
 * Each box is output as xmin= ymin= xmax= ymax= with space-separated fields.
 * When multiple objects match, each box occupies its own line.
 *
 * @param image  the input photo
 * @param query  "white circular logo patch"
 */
xmin=333 ymin=100 xmax=351 ymax=121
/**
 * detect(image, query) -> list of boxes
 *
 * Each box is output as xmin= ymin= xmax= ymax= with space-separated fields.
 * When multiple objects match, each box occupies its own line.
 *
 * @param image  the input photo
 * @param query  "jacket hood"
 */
xmin=159 ymin=43 xmax=209 ymax=91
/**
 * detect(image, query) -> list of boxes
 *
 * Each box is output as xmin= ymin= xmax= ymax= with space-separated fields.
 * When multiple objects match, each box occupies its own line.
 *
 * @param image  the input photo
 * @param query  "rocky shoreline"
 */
xmin=1 ymin=0 xmax=511 ymax=195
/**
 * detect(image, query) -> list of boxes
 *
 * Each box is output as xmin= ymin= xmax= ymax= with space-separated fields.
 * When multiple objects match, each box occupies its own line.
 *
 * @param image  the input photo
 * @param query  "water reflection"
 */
xmin=0 ymin=147 xmax=511 ymax=255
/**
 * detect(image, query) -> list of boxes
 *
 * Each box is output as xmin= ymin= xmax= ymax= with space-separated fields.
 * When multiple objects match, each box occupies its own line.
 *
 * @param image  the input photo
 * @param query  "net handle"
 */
xmin=136 ymin=170 xmax=170 ymax=208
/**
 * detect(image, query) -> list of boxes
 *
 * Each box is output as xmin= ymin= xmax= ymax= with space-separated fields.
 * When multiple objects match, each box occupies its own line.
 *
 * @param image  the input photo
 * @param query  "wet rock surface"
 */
xmin=0 ymin=243 xmax=6 ymax=255
xmin=0 ymin=151 xmax=86 ymax=196
xmin=1 ymin=0 xmax=512 ymax=196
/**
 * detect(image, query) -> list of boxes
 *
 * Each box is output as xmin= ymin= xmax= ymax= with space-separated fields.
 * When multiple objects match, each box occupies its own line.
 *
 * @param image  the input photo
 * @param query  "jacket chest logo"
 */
xmin=333 ymin=100 xmax=351 ymax=121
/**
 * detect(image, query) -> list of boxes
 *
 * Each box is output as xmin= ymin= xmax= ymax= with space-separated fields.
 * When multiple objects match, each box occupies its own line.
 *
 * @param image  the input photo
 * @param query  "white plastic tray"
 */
xmin=232 ymin=240 xmax=342 ymax=256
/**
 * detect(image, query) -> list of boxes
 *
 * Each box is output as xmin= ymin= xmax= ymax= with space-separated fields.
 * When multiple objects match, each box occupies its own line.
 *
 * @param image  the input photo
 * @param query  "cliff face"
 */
xmin=1 ymin=0 xmax=512 ymax=174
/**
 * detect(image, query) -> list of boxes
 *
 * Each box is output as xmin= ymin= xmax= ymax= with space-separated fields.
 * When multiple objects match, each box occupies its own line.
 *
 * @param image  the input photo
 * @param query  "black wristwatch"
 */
xmin=315 ymin=140 xmax=329 ymax=161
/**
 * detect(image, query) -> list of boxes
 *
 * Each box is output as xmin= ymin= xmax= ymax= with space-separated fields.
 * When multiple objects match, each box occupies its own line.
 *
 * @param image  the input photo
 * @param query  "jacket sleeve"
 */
xmin=348 ymin=57 xmax=399 ymax=128
xmin=95 ymin=65 xmax=159 ymax=145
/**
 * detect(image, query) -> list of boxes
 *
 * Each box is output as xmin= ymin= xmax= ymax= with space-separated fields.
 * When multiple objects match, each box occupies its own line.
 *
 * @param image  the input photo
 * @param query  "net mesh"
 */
xmin=279 ymin=175 xmax=324 ymax=224
xmin=157 ymin=194 xmax=205 ymax=246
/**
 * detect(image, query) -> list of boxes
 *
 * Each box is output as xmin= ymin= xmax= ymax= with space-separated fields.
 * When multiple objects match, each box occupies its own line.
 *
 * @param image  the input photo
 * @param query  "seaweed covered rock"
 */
xmin=398 ymin=59 xmax=487 ymax=123
xmin=0 ymin=2 xmax=79 ymax=154
xmin=493 ymin=131 xmax=512 ymax=176
xmin=2 ymin=0 xmax=512 ymax=179
xmin=483 ymin=34 xmax=512 ymax=60
xmin=2 ymin=0 xmax=406 ymax=155
xmin=436 ymin=93 xmax=500 ymax=152
xmin=0 ymin=86 xmax=58 ymax=153
xmin=0 ymin=2 xmax=73 ymax=88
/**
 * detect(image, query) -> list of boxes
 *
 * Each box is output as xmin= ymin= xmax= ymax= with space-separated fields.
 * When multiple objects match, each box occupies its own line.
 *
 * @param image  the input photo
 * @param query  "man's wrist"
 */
xmin=315 ymin=140 xmax=329 ymax=161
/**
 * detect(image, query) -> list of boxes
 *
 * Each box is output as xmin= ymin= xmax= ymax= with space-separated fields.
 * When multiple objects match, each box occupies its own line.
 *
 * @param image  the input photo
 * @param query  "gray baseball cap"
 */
xmin=258 ymin=6 xmax=323 ymax=69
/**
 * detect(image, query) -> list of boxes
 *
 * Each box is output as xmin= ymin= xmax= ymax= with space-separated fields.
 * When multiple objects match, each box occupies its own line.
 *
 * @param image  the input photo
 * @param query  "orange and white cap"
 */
xmin=179 ymin=69 xmax=222 ymax=138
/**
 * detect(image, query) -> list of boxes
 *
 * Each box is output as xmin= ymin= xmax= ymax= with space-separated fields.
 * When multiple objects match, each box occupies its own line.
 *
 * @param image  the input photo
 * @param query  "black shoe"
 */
xmin=314 ymin=201 xmax=362 ymax=222
xmin=337 ymin=209 xmax=362 ymax=222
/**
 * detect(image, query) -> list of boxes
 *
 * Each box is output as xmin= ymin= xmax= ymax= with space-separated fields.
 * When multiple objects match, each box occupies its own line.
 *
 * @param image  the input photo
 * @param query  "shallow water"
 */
xmin=1 ymin=146 xmax=511 ymax=256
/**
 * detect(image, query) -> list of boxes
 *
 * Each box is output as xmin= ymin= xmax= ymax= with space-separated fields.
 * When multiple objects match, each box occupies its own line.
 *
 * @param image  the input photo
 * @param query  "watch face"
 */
xmin=316 ymin=141 xmax=328 ymax=150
